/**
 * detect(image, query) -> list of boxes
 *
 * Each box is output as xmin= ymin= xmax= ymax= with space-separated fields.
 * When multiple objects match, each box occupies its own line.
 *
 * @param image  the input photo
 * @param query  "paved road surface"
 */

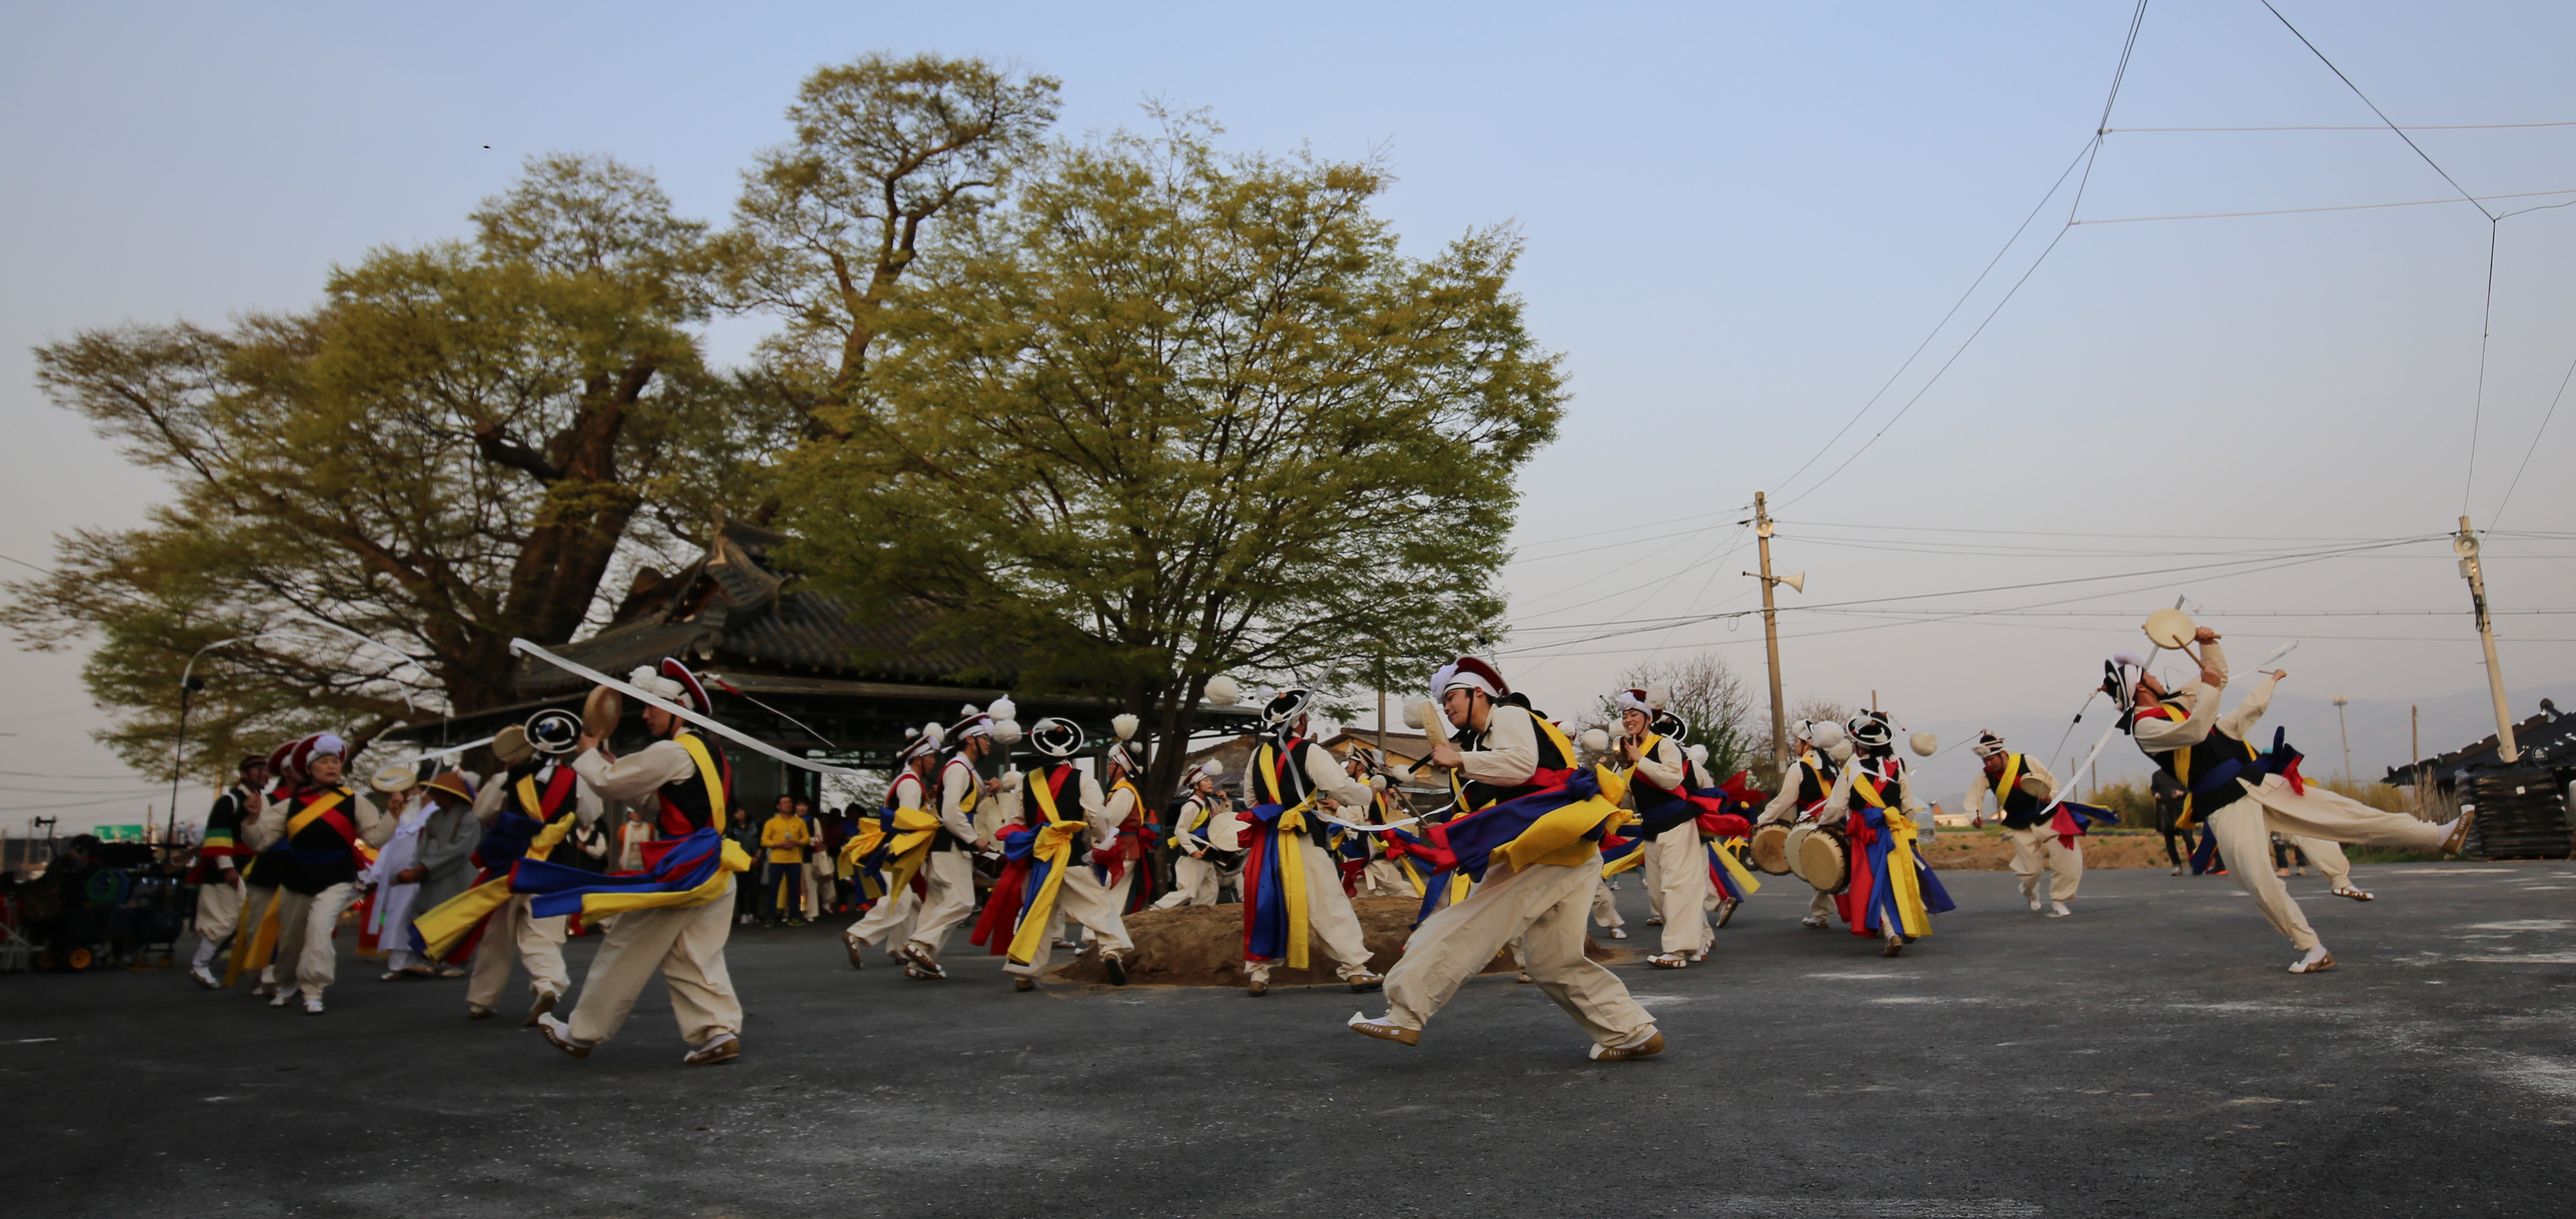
xmin=5 ymin=864 xmax=2573 ymax=1217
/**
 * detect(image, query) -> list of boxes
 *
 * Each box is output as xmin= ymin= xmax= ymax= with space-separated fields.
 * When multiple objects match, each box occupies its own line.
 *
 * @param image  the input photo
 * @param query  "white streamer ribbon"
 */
xmin=376 ymin=735 xmax=497 ymax=768
xmin=2036 ymin=722 xmax=2124 ymax=819
xmin=510 ymin=638 xmax=872 ymax=779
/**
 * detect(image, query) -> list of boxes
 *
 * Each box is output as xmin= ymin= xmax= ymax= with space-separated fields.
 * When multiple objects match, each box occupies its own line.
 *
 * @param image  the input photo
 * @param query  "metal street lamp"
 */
xmin=164 ymin=630 xmax=310 ymax=860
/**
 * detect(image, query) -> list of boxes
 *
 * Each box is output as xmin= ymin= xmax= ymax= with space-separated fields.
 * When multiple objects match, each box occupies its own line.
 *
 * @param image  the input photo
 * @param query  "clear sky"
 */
xmin=4 ymin=1 xmax=2571 ymax=831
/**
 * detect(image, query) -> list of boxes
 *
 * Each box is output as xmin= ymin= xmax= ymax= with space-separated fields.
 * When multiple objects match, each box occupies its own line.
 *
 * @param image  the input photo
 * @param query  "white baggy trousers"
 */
xmin=1243 ymin=833 xmax=1375 ymax=983
xmin=270 ymin=883 xmax=357 ymax=1000
xmin=1006 ymin=865 xmax=1136 ymax=978
xmin=465 ymin=894 xmax=569 ymax=1009
xmin=2006 ymin=825 xmax=2083 ymax=902
xmin=1384 ymin=854 xmax=1656 ymax=1049
xmin=565 ymin=879 xmax=741 ymax=1047
xmin=1647 ymin=823 xmax=1711 ymax=955
xmin=2206 ymin=776 xmax=2445 ymax=952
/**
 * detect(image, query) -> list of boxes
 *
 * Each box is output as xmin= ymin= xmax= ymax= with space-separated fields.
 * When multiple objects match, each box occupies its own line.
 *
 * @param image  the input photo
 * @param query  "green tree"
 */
xmin=780 ymin=113 xmax=1566 ymax=803
xmin=723 ymin=53 xmax=1060 ymax=438
xmin=4 ymin=154 xmax=766 ymax=779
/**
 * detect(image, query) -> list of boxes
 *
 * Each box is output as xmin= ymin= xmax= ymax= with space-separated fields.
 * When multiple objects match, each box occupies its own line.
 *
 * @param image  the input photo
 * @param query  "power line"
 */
xmin=2107 ymin=120 xmax=2576 ymax=133
xmin=1765 ymin=141 xmax=2097 ymax=501
xmin=2487 ymin=351 xmax=2576 ymax=532
xmin=1777 ymin=1 xmax=2152 ymax=508
xmin=2256 ymin=2 xmax=2495 ymax=222
xmin=2254 ymin=1 xmax=2510 ymax=518
xmin=2070 ymin=187 xmax=2576 ymax=226
xmin=1779 ymin=519 xmax=2412 ymax=542
xmin=1502 ymin=536 xmax=2430 ymax=654
xmin=1508 ymin=507 xmax=1742 ymax=555
xmin=0 ymin=794 xmax=163 ymax=813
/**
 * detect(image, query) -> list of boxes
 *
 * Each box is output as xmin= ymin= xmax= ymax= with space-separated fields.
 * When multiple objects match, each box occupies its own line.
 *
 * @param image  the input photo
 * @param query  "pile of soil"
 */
xmin=1049 ymin=895 xmax=1619 ymax=988
xmin=1918 ymin=831 xmax=2178 ymax=871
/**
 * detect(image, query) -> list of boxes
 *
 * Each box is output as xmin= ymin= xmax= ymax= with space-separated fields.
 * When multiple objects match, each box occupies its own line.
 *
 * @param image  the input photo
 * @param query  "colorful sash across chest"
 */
xmin=969 ymin=767 xmax=1085 ymax=964
xmin=284 ymin=790 xmax=357 ymax=861
xmin=1096 ymin=779 xmax=1151 ymax=890
xmin=1239 ymin=794 xmax=1319 ymax=967
xmin=1381 ymin=764 xmax=1620 ymax=925
xmin=844 ymin=774 xmax=941 ymax=905
xmin=1831 ymin=766 xmax=1955 ymax=939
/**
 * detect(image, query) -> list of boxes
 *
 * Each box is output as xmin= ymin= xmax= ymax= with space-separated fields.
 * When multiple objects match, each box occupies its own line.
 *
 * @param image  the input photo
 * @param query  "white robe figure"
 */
xmin=365 ymin=798 xmax=435 ymax=974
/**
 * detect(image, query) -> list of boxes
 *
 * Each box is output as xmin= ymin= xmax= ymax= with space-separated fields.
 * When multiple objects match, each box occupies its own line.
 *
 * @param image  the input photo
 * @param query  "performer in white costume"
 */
xmin=2110 ymin=629 xmax=2469 ymax=974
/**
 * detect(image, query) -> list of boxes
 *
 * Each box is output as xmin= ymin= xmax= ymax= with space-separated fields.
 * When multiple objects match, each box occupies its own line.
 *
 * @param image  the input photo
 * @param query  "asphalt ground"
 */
xmin=5 ymin=862 xmax=2574 ymax=1219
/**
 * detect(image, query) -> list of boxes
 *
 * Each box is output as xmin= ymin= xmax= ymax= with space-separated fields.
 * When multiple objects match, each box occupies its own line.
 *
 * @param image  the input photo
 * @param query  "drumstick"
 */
xmin=1415 ymin=699 xmax=1451 ymax=750
xmin=2254 ymin=640 xmax=2299 ymax=669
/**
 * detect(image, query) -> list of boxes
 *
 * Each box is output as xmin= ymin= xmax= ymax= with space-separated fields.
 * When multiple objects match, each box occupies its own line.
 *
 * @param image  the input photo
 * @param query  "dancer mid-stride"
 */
xmin=1350 ymin=658 xmax=1662 ymax=1061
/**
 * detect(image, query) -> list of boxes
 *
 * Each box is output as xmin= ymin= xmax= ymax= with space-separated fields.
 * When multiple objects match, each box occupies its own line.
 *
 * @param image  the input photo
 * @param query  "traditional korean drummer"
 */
xmin=1758 ymin=718 xmax=1854 ymax=930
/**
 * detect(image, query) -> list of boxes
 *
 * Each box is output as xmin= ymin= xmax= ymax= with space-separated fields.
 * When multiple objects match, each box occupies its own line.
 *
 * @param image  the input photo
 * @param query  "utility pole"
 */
xmin=2332 ymin=694 xmax=2351 ymax=781
xmin=2412 ymin=703 xmax=2424 ymax=815
xmin=2454 ymin=517 xmax=2519 ymax=763
xmin=1746 ymin=492 xmax=1803 ymax=783
xmin=1375 ymin=687 xmax=1387 ymax=756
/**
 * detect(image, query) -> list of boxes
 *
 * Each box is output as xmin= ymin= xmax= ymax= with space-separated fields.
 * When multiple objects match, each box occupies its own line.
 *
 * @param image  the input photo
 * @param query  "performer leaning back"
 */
xmin=2110 ymin=627 xmax=2469 ymax=974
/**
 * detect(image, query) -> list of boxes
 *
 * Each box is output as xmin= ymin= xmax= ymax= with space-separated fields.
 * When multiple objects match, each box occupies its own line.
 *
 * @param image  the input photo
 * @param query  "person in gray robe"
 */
xmin=411 ymin=774 xmax=486 ymax=978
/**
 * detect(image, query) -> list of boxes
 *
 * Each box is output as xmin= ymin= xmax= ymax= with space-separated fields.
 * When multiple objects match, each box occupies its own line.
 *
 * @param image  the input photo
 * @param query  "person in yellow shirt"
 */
xmin=759 ymin=797 xmax=812 ymax=927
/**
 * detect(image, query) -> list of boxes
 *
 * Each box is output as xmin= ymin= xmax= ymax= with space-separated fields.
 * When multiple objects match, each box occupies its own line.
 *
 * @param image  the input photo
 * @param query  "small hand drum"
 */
xmin=2018 ymin=774 xmax=2052 ymax=799
xmin=1789 ymin=823 xmax=1851 ymax=894
xmin=583 ymin=685 xmax=624 ymax=738
xmin=1749 ymin=822 xmax=1794 ymax=875
xmin=2143 ymin=606 xmax=2197 ymax=650
xmin=370 ymin=762 xmax=419 ymax=794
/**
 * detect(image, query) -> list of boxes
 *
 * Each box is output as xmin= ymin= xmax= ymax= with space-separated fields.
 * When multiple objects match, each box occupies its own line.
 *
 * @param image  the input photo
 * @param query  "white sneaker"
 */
xmin=1348 ymin=1013 xmax=1420 ymax=1045
xmin=268 ymin=989 xmax=292 ymax=1008
xmin=2026 ymin=894 xmax=2044 ymax=912
xmin=1609 ymin=927 xmax=1628 ymax=940
xmin=537 ymin=1013 xmax=594 ymax=1058
xmin=302 ymin=995 xmax=325 ymax=1015
xmin=189 ymin=964 xmax=219 ymax=990
xmin=2047 ymin=901 xmax=2071 ymax=918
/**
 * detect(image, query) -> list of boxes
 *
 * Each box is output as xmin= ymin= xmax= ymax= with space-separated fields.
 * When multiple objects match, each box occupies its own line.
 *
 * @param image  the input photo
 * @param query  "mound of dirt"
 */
xmin=1048 ymin=896 xmax=1618 ymax=988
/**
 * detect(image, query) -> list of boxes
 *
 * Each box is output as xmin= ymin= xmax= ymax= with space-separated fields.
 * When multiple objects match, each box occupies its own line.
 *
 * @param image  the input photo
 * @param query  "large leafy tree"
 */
xmin=723 ymin=53 xmax=1061 ymax=439
xmin=782 ymin=114 xmax=1567 ymax=802
xmin=4 ymin=154 xmax=768 ymax=777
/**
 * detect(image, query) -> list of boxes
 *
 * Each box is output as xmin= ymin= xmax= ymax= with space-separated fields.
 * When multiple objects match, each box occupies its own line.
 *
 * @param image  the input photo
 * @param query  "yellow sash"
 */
xmin=1271 ymin=797 xmax=1314 ymax=968
xmin=1489 ymin=764 xmax=1629 ymax=873
xmin=1849 ymin=767 xmax=1931 ymax=938
xmin=674 ymin=733 xmax=732 ymax=834
xmin=565 ymin=735 xmax=750 ymax=914
xmin=412 ymin=774 xmax=586 ymax=959
xmin=1245 ymin=742 xmax=1322 ymax=966
xmin=1005 ymin=768 xmax=1088 ymax=965
xmin=1992 ymin=753 xmax=2024 ymax=816
xmin=225 ymin=886 xmax=285 ymax=987
xmin=285 ymin=790 xmax=349 ymax=839
xmin=841 ymin=805 xmax=942 ymax=901
xmin=1169 ymin=796 xmax=1214 ymax=849
xmin=1713 ymin=839 xmax=1763 ymax=895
